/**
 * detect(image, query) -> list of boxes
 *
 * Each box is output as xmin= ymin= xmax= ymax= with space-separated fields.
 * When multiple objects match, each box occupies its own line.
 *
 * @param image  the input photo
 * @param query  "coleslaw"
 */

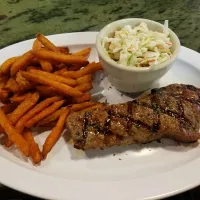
xmin=102 ymin=21 xmax=172 ymax=67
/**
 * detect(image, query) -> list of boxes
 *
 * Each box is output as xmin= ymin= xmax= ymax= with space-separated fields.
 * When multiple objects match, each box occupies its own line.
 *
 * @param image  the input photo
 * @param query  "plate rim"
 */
xmin=0 ymin=32 xmax=200 ymax=200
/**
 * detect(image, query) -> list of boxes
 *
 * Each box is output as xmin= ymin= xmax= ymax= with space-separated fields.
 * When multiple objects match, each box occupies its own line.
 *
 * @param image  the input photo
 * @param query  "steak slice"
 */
xmin=66 ymin=84 xmax=200 ymax=150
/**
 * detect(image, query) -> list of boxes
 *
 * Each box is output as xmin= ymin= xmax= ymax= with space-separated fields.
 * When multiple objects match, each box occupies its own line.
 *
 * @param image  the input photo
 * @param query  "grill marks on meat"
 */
xmin=74 ymin=111 xmax=90 ymax=149
xmin=66 ymin=84 xmax=200 ymax=150
xmin=126 ymin=101 xmax=134 ymax=133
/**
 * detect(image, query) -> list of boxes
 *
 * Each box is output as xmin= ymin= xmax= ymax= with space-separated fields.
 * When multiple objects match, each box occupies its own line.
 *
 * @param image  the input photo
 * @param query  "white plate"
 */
xmin=0 ymin=32 xmax=200 ymax=200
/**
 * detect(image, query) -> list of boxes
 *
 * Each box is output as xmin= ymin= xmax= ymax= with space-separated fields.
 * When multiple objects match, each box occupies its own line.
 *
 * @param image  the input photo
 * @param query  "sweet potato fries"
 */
xmin=0 ymin=33 xmax=103 ymax=165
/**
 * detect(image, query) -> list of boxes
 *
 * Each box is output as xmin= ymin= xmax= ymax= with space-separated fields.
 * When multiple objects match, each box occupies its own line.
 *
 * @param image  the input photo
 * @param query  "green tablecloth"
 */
xmin=0 ymin=0 xmax=200 ymax=52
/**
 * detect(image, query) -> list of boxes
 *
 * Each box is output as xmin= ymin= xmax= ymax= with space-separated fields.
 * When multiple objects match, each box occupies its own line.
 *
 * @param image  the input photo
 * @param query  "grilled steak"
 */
xmin=66 ymin=84 xmax=200 ymax=150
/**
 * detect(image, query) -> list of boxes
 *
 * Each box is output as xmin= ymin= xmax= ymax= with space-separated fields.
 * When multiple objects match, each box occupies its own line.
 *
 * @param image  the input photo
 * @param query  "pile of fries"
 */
xmin=0 ymin=33 xmax=103 ymax=164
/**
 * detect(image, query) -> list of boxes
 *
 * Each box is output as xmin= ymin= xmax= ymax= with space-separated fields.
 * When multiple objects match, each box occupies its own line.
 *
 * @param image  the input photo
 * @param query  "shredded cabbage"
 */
xmin=102 ymin=21 xmax=172 ymax=67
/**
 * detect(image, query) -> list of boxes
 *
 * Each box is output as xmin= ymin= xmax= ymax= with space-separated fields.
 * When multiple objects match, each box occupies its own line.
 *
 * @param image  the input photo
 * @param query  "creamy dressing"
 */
xmin=102 ymin=21 xmax=172 ymax=67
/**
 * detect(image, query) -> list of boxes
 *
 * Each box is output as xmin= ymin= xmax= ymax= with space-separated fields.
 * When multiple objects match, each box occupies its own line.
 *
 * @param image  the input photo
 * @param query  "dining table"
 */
xmin=0 ymin=0 xmax=200 ymax=199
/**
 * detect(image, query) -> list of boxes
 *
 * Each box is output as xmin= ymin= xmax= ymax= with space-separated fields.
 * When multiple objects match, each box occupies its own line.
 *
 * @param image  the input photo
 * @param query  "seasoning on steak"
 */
xmin=66 ymin=84 xmax=200 ymax=150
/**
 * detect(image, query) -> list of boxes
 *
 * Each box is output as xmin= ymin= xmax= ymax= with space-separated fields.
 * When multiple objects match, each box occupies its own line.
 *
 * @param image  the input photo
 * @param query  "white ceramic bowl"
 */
xmin=96 ymin=18 xmax=180 ymax=93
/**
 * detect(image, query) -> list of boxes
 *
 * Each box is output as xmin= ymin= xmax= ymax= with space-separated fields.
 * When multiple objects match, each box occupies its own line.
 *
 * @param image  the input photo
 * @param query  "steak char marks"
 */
xmin=66 ymin=84 xmax=200 ymax=150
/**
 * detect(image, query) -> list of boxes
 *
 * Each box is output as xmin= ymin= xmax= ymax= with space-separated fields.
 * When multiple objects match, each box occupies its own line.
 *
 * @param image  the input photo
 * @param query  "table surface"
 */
xmin=0 ymin=0 xmax=200 ymax=199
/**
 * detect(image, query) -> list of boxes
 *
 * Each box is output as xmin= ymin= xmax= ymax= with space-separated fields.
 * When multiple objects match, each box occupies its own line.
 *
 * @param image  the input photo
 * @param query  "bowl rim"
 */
xmin=96 ymin=18 xmax=180 ymax=72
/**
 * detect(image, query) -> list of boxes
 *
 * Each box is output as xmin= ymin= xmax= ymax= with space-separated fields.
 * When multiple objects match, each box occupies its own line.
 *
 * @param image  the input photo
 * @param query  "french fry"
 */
xmin=32 ymin=39 xmax=43 ymax=51
xmin=28 ymin=57 xmax=41 ymax=66
xmin=58 ymin=47 xmax=69 ymax=54
xmin=5 ymin=92 xmax=39 ymax=147
xmin=36 ymin=86 xmax=59 ymax=97
xmin=0 ymin=126 xmax=4 ymax=133
xmin=75 ymin=62 xmax=102 ymax=77
xmin=54 ymin=63 xmax=68 ymax=70
xmin=0 ymin=89 xmax=12 ymax=103
xmin=21 ymin=71 xmax=83 ymax=97
xmin=8 ymin=92 xmax=40 ymax=125
xmin=1 ymin=103 xmax=18 ymax=114
xmin=39 ymin=60 xmax=53 ymax=72
xmin=54 ymin=68 xmax=68 ymax=75
xmin=0 ymin=57 xmax=19 ymax=76
xmin=29 ymin=69 xmax=78 ymax=86
xmin=68 ymin=64 xmax=83 ymax=71
xmin=61 ymin=63 xmax=95 ymax=79
xmin=25 ymin=100 xmax=65 ymax=128
xmin=0 ymin=76 xmax=9 ymax=88
xmin=76 ymin=74 xmax=93 ymax=85
xmin=71 ymin=102 xmax=96 ymax=112
xmin=33 ymin=49 xmax=89 ymax=65
xmin=0 ymin=89 xmax=11 ymax=98
xmin=37 ymin=107 xmax=66 ymax=126
xmin=75 ymin=82 xmax=93 ymax=92
xmin=10 ymin=93 xmax=31 ymax=103
xmin=5 ymin=78 xmax=22 ymax=93
xmin=15 ymin=96 xmax=62 ymax=134
xmin=16 ymin=71 xmax=30 ymax=85
xmin=16 ymin=71 xmax=33 ymax=91
xmin=0 ymin=88 xmax=11 ymax=100
xmin=10 ymin=50 xmax=35 ymax=77
xmin=36 ymin=33 xmax=60 ymax=52
xmin=42 ymin=108 xmax=70 ymax=159
xmin=81 ymin=103 xmax=103 ymax=112
xmin=61 ymin=62 xmax=102 ymax=79
xmin=73 ymin=93 xmax=91 ymax=103
xmin=4 ymin=93 xmax=40 ymax=143
xmin=26 ymin=65 xmax=41 ymax=71
xmin=61 ymin=71 xmax=80 ymax=79
xmin=0 ymin=108 xmax=29 ymax=157
xmin=73 ymin=47 xmax=91 ymax=57
xmin=22 ymin=128 xmax=42 ymax=164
